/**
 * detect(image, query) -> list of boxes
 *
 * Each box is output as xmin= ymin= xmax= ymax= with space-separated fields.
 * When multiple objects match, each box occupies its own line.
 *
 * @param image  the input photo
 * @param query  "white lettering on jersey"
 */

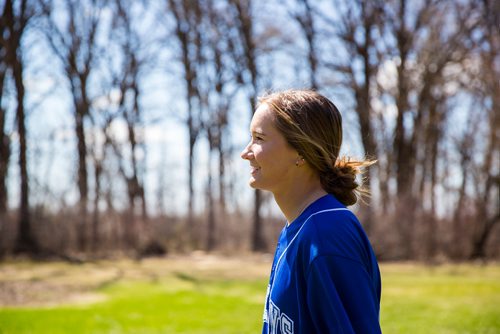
xmin=269 ymin=300 xmax=281 ymax=334
xmin=267 ymin=300 xmax=294 ymax=334
xmin=281 ymin=312 xmax=294 ymax=334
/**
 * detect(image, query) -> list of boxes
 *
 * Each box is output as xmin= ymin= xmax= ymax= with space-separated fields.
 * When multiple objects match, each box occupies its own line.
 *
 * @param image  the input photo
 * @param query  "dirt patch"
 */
xmin=0 ymin=254 xmax=271 ymax=307
xmin=0 ymin=280 xmax=106 ymax=307
xmin=0 ymin=260 xmax=122 ymax=307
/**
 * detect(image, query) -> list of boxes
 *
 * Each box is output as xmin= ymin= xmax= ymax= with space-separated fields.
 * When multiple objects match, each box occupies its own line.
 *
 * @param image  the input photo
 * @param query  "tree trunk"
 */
xmin=217 ymin=136 xmax=226 ymax=212
xmin=0 ymin=71 xmax=9 ymax=216
xmin=470 ymin=102 xmax=499 ymax=259
xmin=92 ymin=160 xmax=102 ymax=253
xmin=469 ymin=214 xmax=499 ymax=260
xmin=0 ymin=2 xmax=8 ymax=217
xmin=355 ymin=68 xmax=376 ymax=232
xmin=393 ymin=0 xmax=416 ymax=259
xmin=187 ymin=122 xmax=197 ymax=246
xmin=13 ymin=43 xmax=36 ymax=254
xmin=206 ymin=148 xmax=216 ymax=252
xmin=252 ymin=188 xmax=266 ymax=251
xmin=75 ymin=105 xmax=88 ymax=252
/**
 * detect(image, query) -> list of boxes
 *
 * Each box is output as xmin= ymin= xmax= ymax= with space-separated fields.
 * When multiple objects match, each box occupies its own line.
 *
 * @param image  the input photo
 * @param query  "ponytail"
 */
xmin=319 ymin=157 xmax=375 ymax=206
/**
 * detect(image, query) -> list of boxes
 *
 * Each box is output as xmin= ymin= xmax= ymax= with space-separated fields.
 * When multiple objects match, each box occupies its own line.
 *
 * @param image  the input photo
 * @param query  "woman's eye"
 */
xmin=251 ymin=135 xmax=262 ymax=142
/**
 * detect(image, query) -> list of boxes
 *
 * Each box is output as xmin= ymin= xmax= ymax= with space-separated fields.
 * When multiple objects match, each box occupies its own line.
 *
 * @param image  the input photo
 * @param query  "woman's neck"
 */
xmin=273 ymin=182 xmax=327 ymax=224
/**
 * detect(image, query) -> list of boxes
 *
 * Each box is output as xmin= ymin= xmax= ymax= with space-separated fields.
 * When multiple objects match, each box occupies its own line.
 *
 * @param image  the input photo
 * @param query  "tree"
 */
xmin=0 ymin=5 xmax=11 ymax=219
xmin=292 ymin=0 xmax=319 ymax=90
xmin=200 ymin=0 xmax=239 ymax=251
xmin=317 ymin=0 xmax=384 ymax=233
xmin=467 ymin=0 xmax=500 ymax=259
xmin=229 ymin=0 xmax=266 ymax=251
xmin=386 ymin=0 xmax=482 ymax=258
xmin=40 ymin=0 xmax=103 ymax=251
xmin=3 ymin=0 xmax=38 ymax=254
xmin=108 ymin=0 xmax=149 ymax=249
xmin=167 ymin=0 xmax=204 ymax=247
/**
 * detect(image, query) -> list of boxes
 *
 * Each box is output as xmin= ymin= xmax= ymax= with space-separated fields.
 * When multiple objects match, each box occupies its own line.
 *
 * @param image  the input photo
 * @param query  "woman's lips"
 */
xmin=251 ymin=166 xmax=261 ymax=175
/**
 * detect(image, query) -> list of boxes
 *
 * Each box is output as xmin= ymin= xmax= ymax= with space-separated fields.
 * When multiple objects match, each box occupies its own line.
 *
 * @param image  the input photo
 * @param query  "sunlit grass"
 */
xmin=0 ymin=281 xmax=265 ymax=333
xmin=0 ymin=257 xmax=499 ymax=333
xmin=380 ymin=263 xmax=500 ymax=333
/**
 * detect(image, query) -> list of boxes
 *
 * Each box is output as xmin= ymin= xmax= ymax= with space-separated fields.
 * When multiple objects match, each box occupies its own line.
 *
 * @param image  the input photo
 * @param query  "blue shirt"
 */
xmin=262 ymin=194 xmax=381 ymax=334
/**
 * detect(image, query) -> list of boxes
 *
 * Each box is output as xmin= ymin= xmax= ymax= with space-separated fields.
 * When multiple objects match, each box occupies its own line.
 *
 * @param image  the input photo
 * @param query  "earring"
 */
xmin=295 ymin=157 xmax=304 ymax=166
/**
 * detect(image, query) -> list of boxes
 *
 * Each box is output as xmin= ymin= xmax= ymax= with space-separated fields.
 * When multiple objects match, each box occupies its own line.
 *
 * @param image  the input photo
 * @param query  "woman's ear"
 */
xmin=295 ymin=156 xmax=305 ymax=167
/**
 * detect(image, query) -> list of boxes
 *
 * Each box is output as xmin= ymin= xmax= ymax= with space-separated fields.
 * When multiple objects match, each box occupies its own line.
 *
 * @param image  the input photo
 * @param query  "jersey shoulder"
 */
xmin=299 ymin=208 xmax=371 ymax=265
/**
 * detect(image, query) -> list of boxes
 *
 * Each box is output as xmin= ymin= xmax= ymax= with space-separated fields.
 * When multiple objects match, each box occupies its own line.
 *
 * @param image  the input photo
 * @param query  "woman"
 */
xmin=241 ymin=90 xmax=381 ymax=333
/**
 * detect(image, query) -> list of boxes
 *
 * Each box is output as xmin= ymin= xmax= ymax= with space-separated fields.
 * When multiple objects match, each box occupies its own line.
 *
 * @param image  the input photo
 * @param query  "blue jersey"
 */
xmin=262 ymin=194 xmax=381 ymax=334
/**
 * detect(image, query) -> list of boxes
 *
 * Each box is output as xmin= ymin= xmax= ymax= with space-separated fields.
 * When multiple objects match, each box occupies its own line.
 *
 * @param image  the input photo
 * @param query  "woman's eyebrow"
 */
xmin=251 ymin=130 xmax=266 ymax=137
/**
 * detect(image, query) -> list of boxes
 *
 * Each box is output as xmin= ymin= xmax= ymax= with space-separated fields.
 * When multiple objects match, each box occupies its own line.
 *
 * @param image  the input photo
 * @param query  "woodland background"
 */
xmin=0 ymin=0 xmax=498 ymax=261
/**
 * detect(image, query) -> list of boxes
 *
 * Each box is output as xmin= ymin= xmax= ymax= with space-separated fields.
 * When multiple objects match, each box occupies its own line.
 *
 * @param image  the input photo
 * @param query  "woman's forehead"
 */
xmin=250 ymin=104 xmax=274 ymax=128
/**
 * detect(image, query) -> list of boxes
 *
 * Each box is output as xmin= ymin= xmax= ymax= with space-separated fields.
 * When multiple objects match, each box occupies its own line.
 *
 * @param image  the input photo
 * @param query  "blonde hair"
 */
xmin=259 ymin=89 xmax=375 ymax=206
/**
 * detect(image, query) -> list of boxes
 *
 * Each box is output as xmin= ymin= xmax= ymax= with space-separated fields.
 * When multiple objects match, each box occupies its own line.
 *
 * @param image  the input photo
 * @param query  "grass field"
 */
xmin=0 ymin=255 xmax=499 ymax=333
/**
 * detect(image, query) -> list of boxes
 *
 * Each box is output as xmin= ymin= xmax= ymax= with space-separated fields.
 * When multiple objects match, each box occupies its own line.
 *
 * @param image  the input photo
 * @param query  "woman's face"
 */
xmin=240 ymin=103 xmax=299 ymax=194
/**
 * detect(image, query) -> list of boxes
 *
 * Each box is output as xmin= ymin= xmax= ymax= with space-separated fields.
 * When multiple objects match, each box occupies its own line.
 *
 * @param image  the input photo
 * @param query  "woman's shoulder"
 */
xmin=298 ymin=206 xmax=369 ymax=261
xmin=303 ymin=207 xmax=360 ymax=238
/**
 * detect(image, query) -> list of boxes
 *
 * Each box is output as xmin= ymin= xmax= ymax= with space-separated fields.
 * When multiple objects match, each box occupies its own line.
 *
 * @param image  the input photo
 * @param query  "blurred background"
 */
xmin=0 ymin=0 xmax=498 ymax=262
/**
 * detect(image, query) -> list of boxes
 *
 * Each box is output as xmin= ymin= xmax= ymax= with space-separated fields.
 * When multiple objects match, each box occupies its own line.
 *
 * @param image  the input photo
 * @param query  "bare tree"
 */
xmin=0 ymin=7 xmax=10 ymax=219
xmin=468 ymin=0 xmax=500 ymax=259
xmin=229 ymin=0 xmax=266 ymax=252
xmin=199 ymin=0 xmax=240 ymax=251
xmin=40 ymin=0 xmax=103 ymax=252
xmin=3 ymin=0 xmax=39 ymax=254
xmin=451 ymin=111 xmax=477 ymax=258
xmin=386 ymin=0 xmax=444 ymax=257
xmin=105 ymin=0 xmax=149 ymax=250
xmin=318 ymin=0 xmax=384 ymax=234
xmin=88 ymin=131 xmax=103 ymax=252
xmin=361 ymin=0 xmax=474 ymax=258
xmin=167 ymin=0 xmax=204 ymax=247
xmin=292 ymin=0 xmax=319 ymax=89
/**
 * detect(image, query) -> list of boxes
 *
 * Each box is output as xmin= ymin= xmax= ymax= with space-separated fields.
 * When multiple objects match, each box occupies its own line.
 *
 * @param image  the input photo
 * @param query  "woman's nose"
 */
xmin=241 ymin=142 xmax=252 ymax=160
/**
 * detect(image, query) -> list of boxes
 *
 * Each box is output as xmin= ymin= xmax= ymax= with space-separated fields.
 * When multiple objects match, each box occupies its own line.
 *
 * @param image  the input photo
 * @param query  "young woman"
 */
xmin=241 ymin=90 xmax=381 ymax=333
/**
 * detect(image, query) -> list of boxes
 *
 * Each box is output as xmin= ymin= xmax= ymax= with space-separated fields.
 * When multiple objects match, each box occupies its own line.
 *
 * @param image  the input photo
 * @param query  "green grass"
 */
xmin=0 ymin=281 xmax=265 ymax=333
xmin=380 ymin=263 xmax=500 ymax=334
xmin=0 ymin=258 xmax=499 ymax=333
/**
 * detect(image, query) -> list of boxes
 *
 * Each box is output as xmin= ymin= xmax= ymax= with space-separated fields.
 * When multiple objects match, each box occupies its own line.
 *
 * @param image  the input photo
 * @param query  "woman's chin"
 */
xmin=248 ymin=178 xmax=263 ymax=190
xmin=248 ymin=178 xmax=258 ymax=188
